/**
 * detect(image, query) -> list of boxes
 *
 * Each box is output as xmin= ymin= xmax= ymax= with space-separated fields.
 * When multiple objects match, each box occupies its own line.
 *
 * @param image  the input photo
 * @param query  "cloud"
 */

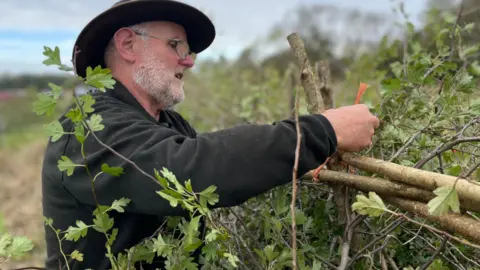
xmin=0 ymin=0 xmax=426 ymax=74
xmin=0 ymin=0 xmax=110 ymax=31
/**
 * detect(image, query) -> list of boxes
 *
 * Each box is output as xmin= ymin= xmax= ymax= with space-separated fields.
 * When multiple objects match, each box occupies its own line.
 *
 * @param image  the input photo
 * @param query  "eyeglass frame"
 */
xmin=130 ymin=29 xmax=194 ymax=60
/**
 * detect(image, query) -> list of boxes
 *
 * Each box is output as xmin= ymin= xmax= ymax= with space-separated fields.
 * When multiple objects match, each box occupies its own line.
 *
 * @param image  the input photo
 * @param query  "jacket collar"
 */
xmin=104 ymin=78 xmax=161 ymax=123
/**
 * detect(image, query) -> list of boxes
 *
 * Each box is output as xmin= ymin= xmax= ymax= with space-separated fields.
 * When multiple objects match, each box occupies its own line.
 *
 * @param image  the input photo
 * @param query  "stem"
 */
xmin=289 ymin=63 xmax=302 ymax=270
xmin=47 ymin=223 xmax=70 ymax=270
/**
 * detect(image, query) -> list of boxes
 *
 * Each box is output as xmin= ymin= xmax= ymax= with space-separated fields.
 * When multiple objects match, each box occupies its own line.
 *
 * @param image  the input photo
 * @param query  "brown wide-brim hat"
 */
xmin=72 ymin=0 xmax=215 ymax=78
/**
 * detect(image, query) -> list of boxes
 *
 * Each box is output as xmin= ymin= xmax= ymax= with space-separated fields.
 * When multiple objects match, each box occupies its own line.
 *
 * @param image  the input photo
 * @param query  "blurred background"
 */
xmin=0 ymin=0 xmax=476 ymax=268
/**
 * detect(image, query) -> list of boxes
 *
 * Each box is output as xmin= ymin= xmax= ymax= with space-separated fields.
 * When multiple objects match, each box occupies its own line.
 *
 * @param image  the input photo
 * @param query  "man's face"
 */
xmin=131 ymin=21 xmax=195 ymax=109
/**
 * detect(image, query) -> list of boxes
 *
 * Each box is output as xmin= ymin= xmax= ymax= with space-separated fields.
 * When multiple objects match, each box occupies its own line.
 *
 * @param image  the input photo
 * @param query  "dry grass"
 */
xmin=0 ymin=139 xmax=47 ymax=269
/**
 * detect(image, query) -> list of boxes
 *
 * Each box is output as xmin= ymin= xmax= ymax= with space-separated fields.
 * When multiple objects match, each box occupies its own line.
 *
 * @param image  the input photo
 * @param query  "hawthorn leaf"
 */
xmin=33 ymin=93 xmax=56 ymax=116
xmin=48 ymin=83 xmax=63 ymax=99
xmin=87 ymin=114 xmax=104 ymax=132
xmin=44 ymin=121 xmax=64 ymax=142
xmin=5 ymin=236 xmax=34 ymax=258
xmin=84 ymin=66 xmax=116 ymax=91
xmin=101 ymin=163 xmax=124 ymax=177
xmin=224 ymin=252 xmax=240 ymax=268
xmin=57 ymin=156 xmax=79 ymax=176
xmin=427 ymin=186 xmax=460 ymax=216
xmin=64 ymin=220 xmax=89 ymax=241
xmin=70 ymin=250 xmax=84 ymax=262
xmin=352 ymin=192 xmax=387 ymax=217
xmin=110 ymin=198 xmax=131 ymax=213
xmin=79 ymin=94 xmax=95 ymax=114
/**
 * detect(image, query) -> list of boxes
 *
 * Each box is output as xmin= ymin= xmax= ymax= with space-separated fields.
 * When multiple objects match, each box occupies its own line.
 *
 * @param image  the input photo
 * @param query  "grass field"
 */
xmin=0 ymin=135 xmax=47 ymax=268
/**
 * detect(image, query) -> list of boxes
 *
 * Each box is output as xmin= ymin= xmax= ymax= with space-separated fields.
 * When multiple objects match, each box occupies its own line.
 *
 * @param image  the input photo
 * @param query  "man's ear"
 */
xmin=113 ymin=28 xmax=137 ymax=63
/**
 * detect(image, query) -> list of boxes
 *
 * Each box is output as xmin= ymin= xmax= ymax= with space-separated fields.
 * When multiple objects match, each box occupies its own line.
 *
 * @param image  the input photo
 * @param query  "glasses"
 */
xmin=131 ymin=30 xmax=194 ymax=60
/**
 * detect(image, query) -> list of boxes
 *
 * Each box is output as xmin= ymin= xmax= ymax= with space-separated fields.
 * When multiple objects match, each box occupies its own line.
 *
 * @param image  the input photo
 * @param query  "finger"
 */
xmin=372 ymin=116 xmax=380 ymax=128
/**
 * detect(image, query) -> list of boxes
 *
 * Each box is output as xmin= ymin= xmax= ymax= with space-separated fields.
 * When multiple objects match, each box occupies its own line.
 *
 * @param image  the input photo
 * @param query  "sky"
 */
xmin=0 ymin=0 xmax=432 ymax=75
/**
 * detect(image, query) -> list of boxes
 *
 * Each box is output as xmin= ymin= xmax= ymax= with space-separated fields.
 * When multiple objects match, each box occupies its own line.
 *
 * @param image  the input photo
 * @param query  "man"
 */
xmin=41 ymin=0 xmax=379 ymax=269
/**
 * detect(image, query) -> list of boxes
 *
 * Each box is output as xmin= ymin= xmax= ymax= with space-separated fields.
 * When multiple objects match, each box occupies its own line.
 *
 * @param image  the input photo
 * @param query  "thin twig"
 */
xmin=415 ymin=136 xmax=480 ymax=168
xmin=419 ymin=235 xmax=449 ymax=270
xmin=462 ymin=161 xmax=480 ymax=178
xmin=346 ymin=217 xmax=404 ymax=268
xmin=383 ymin=251 xmax=400 ymax=270
xmin=388 ymin=129 xmax=424 ymax=162
xmin=290 ymin=75 xmax=302 ymax=270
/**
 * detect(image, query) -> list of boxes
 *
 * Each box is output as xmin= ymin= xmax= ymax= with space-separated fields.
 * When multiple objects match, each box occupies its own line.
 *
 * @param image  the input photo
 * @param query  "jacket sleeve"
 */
xmin=61 ymin=102 xmax=337 ymax=216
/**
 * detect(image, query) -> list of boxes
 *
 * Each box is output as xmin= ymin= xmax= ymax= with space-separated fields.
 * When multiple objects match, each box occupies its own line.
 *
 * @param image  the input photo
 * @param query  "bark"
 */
xmin=303 ymin=170 xmax=480 ymax=213
xmin=339 ymin=152 xmax=480 ymax=206
xmin=316 ymin=60 xmax=334 ymax=110
xmin=286 ymin=33 xmax=325 ymax=114
xmin=384 ymin=197 xmax=480 ymax=245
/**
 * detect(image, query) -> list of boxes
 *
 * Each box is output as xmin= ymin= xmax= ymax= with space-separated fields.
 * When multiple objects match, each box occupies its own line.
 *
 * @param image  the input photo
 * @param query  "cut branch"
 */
xmin=384 ymin=197 xmax=480 ymax=246
xmin=287 ymin=33 xmax=324 ymax=114
xmin=339 ymin=152 xmax=480 ymax=207
xmin=302 ymin=170 xmax=480 ymax=213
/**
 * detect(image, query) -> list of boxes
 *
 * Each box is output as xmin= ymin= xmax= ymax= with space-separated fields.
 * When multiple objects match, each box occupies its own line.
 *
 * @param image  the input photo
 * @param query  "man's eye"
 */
xmin=168 ymin=41 xmax=178 ymax=48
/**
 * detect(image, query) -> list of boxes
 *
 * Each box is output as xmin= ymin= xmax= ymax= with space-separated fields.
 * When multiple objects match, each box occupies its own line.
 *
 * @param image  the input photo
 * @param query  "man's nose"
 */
xmin=179 ymin=55 xmax=195 ymax=68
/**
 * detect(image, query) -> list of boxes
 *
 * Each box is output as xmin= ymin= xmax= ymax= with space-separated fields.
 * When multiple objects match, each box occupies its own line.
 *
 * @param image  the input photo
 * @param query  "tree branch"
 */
xmin=384 ymin=197 xmax=480 ymax=246
xmin=339 ymin=152 xmax=480 ymax=207
xmin=303 ymin=169 xmax=480 ymax=212
xmin=415 ymin=136 xmax=480 ymax=169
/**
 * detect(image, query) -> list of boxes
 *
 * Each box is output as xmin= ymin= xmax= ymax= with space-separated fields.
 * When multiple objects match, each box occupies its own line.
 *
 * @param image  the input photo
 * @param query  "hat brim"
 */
xmin=72 ymin=0 xmax=215 ymax=78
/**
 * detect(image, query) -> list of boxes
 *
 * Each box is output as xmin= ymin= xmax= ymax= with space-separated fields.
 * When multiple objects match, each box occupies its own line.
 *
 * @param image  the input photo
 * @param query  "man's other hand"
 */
xmin=322 ymin=104 xmax=380 ymax=152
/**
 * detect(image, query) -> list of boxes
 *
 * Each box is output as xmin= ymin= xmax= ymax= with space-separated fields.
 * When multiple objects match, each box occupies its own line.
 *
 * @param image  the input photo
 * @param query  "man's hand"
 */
xmin=322 ymin=104 xmax=380 ymax=152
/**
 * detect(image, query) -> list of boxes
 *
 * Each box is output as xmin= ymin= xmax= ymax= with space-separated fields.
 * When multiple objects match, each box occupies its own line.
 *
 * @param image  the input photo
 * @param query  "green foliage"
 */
xmin=0 ymin=233 xmax=34 ymax=264
xmin=427 ymin=186 xmax=460 ymax=216
xmin=352 ymin=192 xmax=388 ymax=217
xmin=2 ymin=1 xmax=479 ymax=269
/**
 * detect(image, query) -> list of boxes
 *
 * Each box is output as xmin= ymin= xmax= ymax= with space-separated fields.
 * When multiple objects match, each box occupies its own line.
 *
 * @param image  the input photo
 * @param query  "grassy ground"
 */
xmin=0 ymin=136 xmax=48 ymax=268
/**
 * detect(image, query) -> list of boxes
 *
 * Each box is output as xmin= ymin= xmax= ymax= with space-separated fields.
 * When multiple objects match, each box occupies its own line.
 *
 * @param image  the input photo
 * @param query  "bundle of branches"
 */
xmin=286 ymin=31 xmax=480 ymax=270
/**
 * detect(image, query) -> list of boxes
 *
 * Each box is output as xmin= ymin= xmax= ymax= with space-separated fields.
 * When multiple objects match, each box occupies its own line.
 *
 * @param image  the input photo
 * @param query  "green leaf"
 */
xmin=447 ymin=164 xmax=462 ymax=176
xmin=205 ymin=229 xmax=218 ymax=243
xmin=130 ymin=244 xmax=155 ymax=264
xmin=48 ymin=83 xmax=63 ymax=99
xmin=224 ymin=252 xmax=240 ymax=268
xmin=201 ymin=242 xmax=218 ymax=261
xmin=64 ymin=220 xmax=89 ymax=241
xmin=42 ymin=46 xmax=72 ymax=71
xmin=4 ymin=236 xmax=34 ymax=258
xmin=66 ymin=107 xmax=83 ymax=123
xmin=107 ymin=228 xmax=118 ymax=246
xmin=152 ymin=234 xmax=171 ymax=257
xmin=42 ymin=46 xmax=62 ymax=67
xmin=312 ymin=260 xmax=322 ymax=270
xmin=79 ymin=94 xmax=95 ymax=114
xmin=264 ymin=244 xmax=279 ymax=262
xmin=58 ymin=156 xmax=80 ymax=176
xmin=427 ymin=186 xmax=460 ymax=216
xmin=160 ymin=168 xmax=185 ymax=193
xmin=199 ymin=185 xmax=219 ymax=207
xmin=184 ymin=179 xmax=193 ymax=193
xmin=74 ymin=123 xmax=85 ymax=144
xmin=70 ymin=250 xmax=83 ymax=262
xmin=93 ymin=212 xmax=114 ymax=233
xmin=154 ymin=169 xmax=169 ymax=188
xmin=87 ymin=114 xmax=104 ymax=132
xmin=157 ymin=190 xmax=179 ymax=208
xmin=44 ymin=121 xmax=64 ymax=142
xmin=0 ymin=233 xmax=12 ymax=256
xmin=101 ymin=164 xmax=124 ymax=177
xmin=32 ymin=93 xmax=56 ymax=116
xmin=84 ymin=66 xmax=116 ymax=91
xmin=110 ymin=198 xmax=131 ymax=213
xmin=352 ymin=192 xmax=387 ymax=217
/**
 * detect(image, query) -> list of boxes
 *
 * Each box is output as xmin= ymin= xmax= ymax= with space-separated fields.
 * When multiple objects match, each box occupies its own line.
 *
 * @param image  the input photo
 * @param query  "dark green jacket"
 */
xmin=41 ymin=80 xmax=337 ymax=269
